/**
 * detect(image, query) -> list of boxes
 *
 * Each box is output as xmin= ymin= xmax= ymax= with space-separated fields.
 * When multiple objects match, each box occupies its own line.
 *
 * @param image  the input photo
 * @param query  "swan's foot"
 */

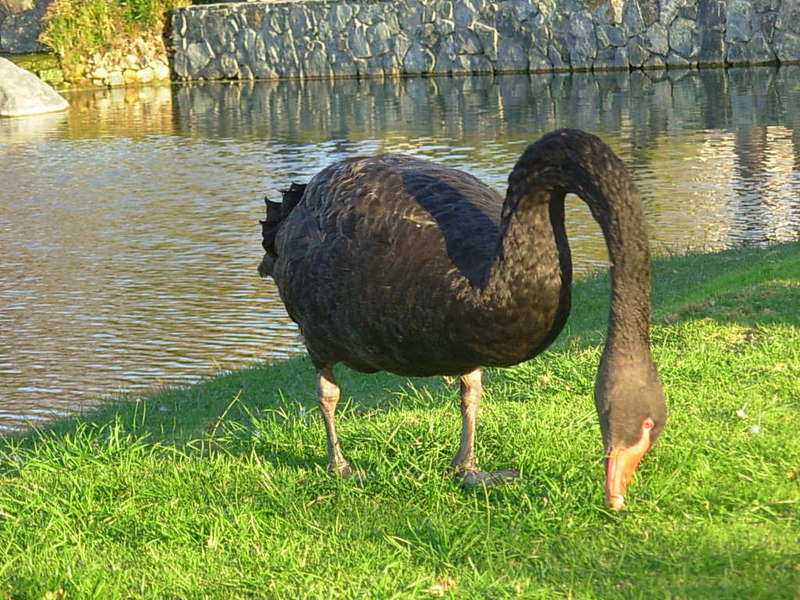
xmin=329 ymin=461 xmax=370 ymax=483
xmin=328 ymin=460 xmax=354 ymax=479
xmin=455 ymin=468 xmax=520 ymax=489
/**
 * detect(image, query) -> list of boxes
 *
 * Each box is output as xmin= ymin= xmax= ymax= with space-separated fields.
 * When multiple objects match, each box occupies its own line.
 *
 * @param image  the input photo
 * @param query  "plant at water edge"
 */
xmin=38 ymin=0 xmax=190 ymax=79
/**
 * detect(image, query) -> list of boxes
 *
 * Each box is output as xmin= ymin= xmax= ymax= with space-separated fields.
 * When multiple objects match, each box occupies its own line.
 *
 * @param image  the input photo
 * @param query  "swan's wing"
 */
xmin=270 ymin=154 xmax=504 ymax=372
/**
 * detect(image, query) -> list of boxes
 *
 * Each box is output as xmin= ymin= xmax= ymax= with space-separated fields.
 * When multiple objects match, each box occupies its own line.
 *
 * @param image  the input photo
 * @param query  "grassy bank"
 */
xmin=1 ymin=242 xmax=798 ymax=599
xmin=38 ymin=0 xmax=189 ymax=81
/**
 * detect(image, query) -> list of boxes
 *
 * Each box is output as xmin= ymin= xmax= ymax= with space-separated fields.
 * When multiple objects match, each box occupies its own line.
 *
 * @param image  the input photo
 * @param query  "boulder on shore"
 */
xmin=0 ymin=57 xmax=69 ymax=117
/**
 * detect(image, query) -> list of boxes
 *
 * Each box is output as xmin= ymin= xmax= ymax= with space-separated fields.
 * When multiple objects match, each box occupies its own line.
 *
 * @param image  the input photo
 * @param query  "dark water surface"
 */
xmin=1 ymin=67 xmax=799 ymax=430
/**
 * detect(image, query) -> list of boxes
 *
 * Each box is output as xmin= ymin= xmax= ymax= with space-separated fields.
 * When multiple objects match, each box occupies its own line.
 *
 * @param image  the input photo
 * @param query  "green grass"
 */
xmin=1 ymin=241 xmax=799 ymax=599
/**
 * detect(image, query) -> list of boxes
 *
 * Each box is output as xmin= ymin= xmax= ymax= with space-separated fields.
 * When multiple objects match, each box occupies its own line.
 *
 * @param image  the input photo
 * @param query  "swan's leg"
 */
xmin=451 ymin=367 xmax=482 ymax=472
xmin=318 ymin=366 xmax=353 ymax=478
xmin=451 ymin=367 xmax=520 ymax=487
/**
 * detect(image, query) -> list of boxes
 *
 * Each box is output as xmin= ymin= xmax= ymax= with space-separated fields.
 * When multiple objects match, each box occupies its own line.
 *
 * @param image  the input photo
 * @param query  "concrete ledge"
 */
xmin=170 ymin=0 xmax=800 ymax=81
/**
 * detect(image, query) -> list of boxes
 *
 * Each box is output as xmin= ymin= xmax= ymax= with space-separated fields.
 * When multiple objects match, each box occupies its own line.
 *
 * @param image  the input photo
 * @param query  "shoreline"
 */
xmin=1 ymin=239 xmax=798 ymax=598
xmin=4 ymin=239 xmax=797 ymax=439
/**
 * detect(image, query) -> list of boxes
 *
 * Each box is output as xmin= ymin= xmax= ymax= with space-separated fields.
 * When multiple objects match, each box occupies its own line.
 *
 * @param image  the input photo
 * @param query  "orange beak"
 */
xmin=604 ymin=419 xmax=654 ymax=511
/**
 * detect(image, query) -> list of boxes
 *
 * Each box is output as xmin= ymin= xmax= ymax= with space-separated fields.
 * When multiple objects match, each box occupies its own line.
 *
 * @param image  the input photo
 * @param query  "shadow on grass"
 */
xmin=3 ymin=242 xmax=797 ymax=475
xmin=564 ymin=240 xmax=799 ymax=342
xmin=0 ymin=352 xmax=461 ymax=478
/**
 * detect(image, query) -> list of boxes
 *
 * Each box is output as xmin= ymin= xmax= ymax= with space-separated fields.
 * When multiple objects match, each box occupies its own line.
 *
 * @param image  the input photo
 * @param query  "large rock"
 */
xmin=0 ymin=57 xmax=68 ymax=117
xmin=0 ymin=3 xmax=47 ymax=54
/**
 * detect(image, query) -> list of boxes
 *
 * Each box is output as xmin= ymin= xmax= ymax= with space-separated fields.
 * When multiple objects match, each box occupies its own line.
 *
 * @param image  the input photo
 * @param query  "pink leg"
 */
xmin=317 ymin=367 xmax=353 ymax=477
xmin=451 ymin=367 xmax=482 ymax=472
xmin=450 ymin=367 xmax=520 ymax=486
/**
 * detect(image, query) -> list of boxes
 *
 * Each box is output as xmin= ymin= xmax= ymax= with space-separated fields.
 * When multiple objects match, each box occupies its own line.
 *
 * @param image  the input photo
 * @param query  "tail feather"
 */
xmin=259 ymin=182 xmax=307 ymax=277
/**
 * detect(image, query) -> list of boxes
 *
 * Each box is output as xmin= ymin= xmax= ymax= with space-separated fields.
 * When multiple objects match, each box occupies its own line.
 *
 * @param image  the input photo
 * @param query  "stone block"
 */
xmin=528 ymin=46 xmax=552 ymax=71
xmin=665 ymin=51 xmax=691 ymax=67
xmin=473 ymin=22 xmax=498 ymax=60
xmin=434 ymin=0 xmax=453 ymax=21
xmin=644 ymin=22 xmax=669 ymax=55
xmin=136 ymin=66 xmax=155 ymax=83
xmin=775 ymin=1 xmax=800 ymax=34
xmin=466 ymin=53 xmax=493 ymax=73
xmin=752 ymin=0 xmax=780 ymax=12
xmin=748 ymin=31 xmax=777 ymax=62
xmin=596 ymin=24 xmax=626 ymax=48
xmin=329 ymin=51 xmax=359 ymax=77
xmin=494 ymin=1 xmax=521 ymax=36
xmin=403 ymin=41 xmax=435 ymax=73
xmin=774 ymin=31 xmax=800 ymax=62
xmin=698 ymin=29 xmax=726 ymax=65
xmin=219 ymin=53 xmax=239 ymax=78
xmin=393 ymin=33 xmax=412 ymax=61
xmin=108 ymin=70 xmax=125 ymax=87
xmin=152 ymin=60 xmax=171 ymax=81
xmin=660 ymin=0 xmax=692 ymax=27
xmin=186 ymin=41 xmax=214 ymax=73
xmin=669 ymin=16 xmax=697 ymax=58
xmin=348 ymin=22 xmax=371 ymax=58
xmin=726 ymin=0 xmax=753 ymax=42
xmin=548 ymin=42 xmax=568 ymax=70
xmin=329 ymin=3 xmax=354 ymax=30
xmin=698 ymin=0 xmax=726 ymax=31
xmin=497 ymin=35 xmax=528 ymax=71
xmin=433 ymin=33 xmax=457 ymax=73
xmin=627 ymin=36 xmax=649 ymax=67
xmin=398 ymin=0 xmax=423 ymax=30
xmin=303 ymin=42 xmax=331 ymax=78
xmin=594 ymin=45 xmax=629 ymax=69
xmin=568 ymin=11 xmax=597 ymax=67
xmin=679 ymin=4 xmax=698 ymax=20
xmin=622 ymin=0 xmax=645 ymax=36
xmin=360 ymin=55 xmax=385 ymax=76
xmin=289 ymin=6 xmax=310 ymax=39
xmin=453 ymin=28 xmax=483 ymax=54
xmin=644 ymin=54 xmax=666 ymax=68
xmin=638 ymin=0 xmax=659 ymax=26
xmin=454 ymin=0 xmax=477 ymax=28
xmin=368 ymin=21 xmax=392 ymax=55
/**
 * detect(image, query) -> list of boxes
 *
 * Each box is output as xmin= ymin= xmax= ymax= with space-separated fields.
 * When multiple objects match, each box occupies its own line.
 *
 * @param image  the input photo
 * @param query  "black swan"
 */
xmin=258 ymin=129 xmax=666 ymax=511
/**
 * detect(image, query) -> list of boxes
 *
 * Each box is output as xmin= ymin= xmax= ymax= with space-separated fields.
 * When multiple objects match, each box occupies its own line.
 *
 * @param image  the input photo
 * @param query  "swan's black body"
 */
xmin=259 ymin=129 xmax=666 ymax=509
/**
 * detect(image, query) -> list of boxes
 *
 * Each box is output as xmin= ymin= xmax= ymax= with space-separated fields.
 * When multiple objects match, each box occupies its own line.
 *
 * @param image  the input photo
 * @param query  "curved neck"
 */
xmin=489 ymin=129 xmax=652 ymax=355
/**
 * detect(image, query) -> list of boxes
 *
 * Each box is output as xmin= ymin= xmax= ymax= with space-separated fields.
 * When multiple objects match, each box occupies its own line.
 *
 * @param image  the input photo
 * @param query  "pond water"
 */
xmin=1 ymin=67 xmax=799 ymax=430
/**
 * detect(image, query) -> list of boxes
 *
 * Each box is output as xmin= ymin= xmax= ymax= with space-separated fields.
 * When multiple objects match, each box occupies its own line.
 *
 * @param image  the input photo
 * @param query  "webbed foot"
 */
xmin=455 ymin=468 xmax=520 ymax=488
xmin=330 ymin=462 xmax=370 ymax=483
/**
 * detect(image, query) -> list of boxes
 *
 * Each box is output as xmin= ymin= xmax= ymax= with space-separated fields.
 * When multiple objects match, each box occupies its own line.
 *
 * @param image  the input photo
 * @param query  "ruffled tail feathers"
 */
xmin=258 ymin=182 xmax=307 ymax=278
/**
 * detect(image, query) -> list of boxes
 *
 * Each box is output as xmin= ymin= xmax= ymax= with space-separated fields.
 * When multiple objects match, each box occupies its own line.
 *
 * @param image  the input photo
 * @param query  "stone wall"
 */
xmin=170 ymin=0 xmax=800 ymax=81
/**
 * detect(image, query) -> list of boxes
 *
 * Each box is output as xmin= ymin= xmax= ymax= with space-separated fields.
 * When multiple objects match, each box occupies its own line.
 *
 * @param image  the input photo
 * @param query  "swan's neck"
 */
xmin=487 ymin=130 xmax=652 ymax=358
xmin=602 ymin=209 xmax=652 ymax=357
xmin=487 ymin=189 xmax=571 ymax=297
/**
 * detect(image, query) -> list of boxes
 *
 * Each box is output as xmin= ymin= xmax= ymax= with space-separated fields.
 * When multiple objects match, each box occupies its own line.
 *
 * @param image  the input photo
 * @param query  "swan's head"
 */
xmin=594 ymin=353 xmax=666 ymax=511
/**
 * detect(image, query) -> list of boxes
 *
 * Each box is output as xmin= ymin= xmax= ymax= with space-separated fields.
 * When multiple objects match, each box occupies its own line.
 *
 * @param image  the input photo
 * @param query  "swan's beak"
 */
xmin=604 ymin=419 xmax=654 ymax=511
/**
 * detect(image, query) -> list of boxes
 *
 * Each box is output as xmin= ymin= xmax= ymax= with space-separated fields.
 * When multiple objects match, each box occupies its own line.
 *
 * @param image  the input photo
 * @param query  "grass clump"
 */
xmin=0 ymin=241 xmax=798 ymax=599
xmin=38 ymin=0 xmax=189 ymax=78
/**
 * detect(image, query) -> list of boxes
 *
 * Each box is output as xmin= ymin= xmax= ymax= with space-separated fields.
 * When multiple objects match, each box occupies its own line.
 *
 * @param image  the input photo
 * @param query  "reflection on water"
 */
xmin=1 ymin=67 xmax=799 ymax=430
